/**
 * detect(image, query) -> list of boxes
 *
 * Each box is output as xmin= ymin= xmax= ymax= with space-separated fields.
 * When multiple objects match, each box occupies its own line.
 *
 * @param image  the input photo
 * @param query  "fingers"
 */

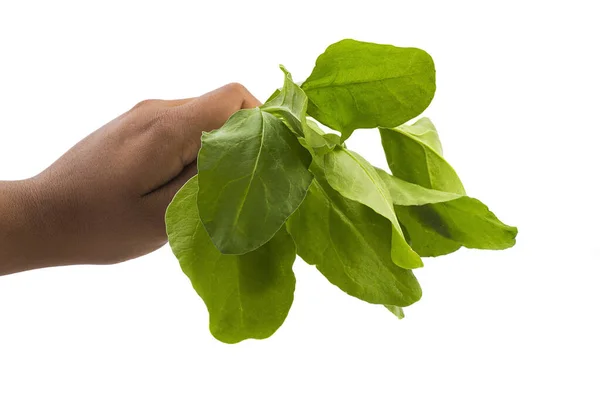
xmin=177 ymin=82 xmax=262 ymax=126
xmin=135 ymin=83 xmax=261 ymax=197
xmin=169 ymin=83 xmax=262 ymax=162
xmin=159 ymin=83 xmax=261 ymax=188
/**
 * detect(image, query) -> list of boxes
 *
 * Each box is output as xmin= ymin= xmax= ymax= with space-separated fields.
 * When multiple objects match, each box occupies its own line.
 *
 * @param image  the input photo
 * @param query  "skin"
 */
xmin=0 ymin=83 xmax=261 ymax=276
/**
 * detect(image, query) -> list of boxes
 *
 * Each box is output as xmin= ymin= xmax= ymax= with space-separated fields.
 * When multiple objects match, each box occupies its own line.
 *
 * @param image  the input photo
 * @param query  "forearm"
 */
xmin=0 ymin=178 xmax=59 ymax=275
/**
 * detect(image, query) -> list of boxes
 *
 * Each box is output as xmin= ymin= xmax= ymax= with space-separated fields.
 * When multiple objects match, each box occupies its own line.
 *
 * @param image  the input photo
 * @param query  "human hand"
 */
xmin=0 ymin=83 xmax=261 ymax=273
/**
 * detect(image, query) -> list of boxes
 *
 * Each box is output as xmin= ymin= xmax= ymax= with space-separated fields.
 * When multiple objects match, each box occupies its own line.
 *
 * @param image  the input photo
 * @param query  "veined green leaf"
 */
xmin=286 ymin=167 xmax=422 ymax=307
xmin=376 ymin=168 xmax=461 ymax=205
xmin=304 ymin=119 xmax=340 ymax=153
xmin=379 ymin=169 xmax=518 ymax=255
xmin=302 ymin=39 xmax=436 ymax=141
xmin=265 ymin=88 xmax=281 ymax=103
xmin=197 ymin=108 xmax=312 ymax=255
xmin=380 ymin=118 xmax=465 ymax=195
xmin=261 ymin=65 xmax=307 ymax=136
xmin=402 ymin=198 xmax=518 ymax=251
xmin=378 ymin=167 xmax=461 ymax=256
xmin=262 ymin=67 xmax=337 ymax=153
xmin=323 ymin=148 xmax=422 ymax=269
xmin=166 ymin=176 xmax=296 ymax=344
xmin=396 ymin=116 xmax=444 ymax=155
xmin=395 ymin=205 xmax=462 ymax=257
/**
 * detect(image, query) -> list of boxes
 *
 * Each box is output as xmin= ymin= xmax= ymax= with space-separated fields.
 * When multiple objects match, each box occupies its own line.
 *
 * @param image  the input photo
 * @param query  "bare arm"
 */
xmin=0 ymin=83 xmax=261 ymax=276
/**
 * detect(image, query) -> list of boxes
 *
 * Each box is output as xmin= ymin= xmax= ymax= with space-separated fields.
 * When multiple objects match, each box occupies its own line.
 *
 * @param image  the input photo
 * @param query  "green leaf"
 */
xmin=380 ymin=118 xmax=465 ymax=195
xmin=402 ymin=198 xmax=518 ymax=251
xmin=261 ymin=65 xmax=307 ymax=136
xmin=262 ymin=66 xmax=337 ymax=153
xmin=166 ymin=176 xmax=297 ymax=344
xmin=376 ymin=166 xmax=462 ymax=256
xmin=377 ymin=168 xmax=461 ymax=205
xmin=304 ymin=119 xmax=340 ymax=153
xmin=302 ymin=39 xmax=436 ymax=141
xmin=394 ymin=205 xmax=462 ymax=257
xmin=378 ymin=169 xmax=518 ymax=255
xmin=286 ymin=166 xmax=422 ymax=307
xmin=396 ymin=116 xmax=444 ymax=156
xmin=265 ymin=88 xmax=281 ymax=103
xmin=323 ymin=147 xmax=422 ymax=269
xmin=378 ymin=118 xmax=517 ymax=255
xmin=196 ymin=107 xmax=313 ymax=255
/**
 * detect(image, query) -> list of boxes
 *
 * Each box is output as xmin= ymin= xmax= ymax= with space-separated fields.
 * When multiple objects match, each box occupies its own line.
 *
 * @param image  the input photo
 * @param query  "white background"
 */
xmin=1 ymin=1 xmax=599 ymax=397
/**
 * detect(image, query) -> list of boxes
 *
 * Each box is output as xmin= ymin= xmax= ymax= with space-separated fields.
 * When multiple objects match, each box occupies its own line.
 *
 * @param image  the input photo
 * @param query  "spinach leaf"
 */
xmin=400 ymin=198 xmax=518 ymax=252
xmin=303 ymin=119 xmax=340 ymax=154
xmin=166 ymin=176 xmax=296 ymax=344
xmin=397 ymin=116 xmax=444 ymax=155
xmin=302 ymin=39 xmax=436 ymax=141
xmin=377 ymin=168 xmax=461 ymax=205
xmin=265 ymin=88 xmax=281 ymax=103
xmin=196 ymin=107 xmax=312 ymax=255
xmin=261 ymin=66 xmax=307 ymax=136
xmin=379 ymin=169 xmax=518 ymax=255
xmin=262 ymin=67 xmax=337 ymax=153
xmin=380 ymin=118 xmax=465 ymax=194
xmin=286 ymin=166 xmax=422 ymax=307
xmin=323 ymin=147 xmax=422 ymax=269
xmin=395 ymin=205 xmax=462 ymax=257
xmin=390 ymin=193 xmax=463 ymax=257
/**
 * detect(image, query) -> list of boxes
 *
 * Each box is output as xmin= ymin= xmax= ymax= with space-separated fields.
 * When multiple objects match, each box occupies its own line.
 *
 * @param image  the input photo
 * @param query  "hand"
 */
xmin=0 ymin=83 xmax=261 ymax=274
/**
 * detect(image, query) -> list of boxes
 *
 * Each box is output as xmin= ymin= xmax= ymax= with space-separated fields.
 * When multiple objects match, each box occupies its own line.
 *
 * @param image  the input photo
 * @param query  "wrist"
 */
xmin=0 ymin=176 xmax=64 ymax=274
xmin=0 ymin=179 xmax=36 ymax=273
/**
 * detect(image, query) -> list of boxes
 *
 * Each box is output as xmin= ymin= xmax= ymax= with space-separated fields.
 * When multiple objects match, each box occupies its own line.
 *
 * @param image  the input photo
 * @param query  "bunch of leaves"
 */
xmin=165 ymin=39 xmax=518 ymax=343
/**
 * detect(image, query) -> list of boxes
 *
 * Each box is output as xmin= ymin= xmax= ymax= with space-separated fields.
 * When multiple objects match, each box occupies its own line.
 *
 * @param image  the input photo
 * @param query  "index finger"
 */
xmin=170 ymin=83 xmax=262 ymax=166
xmin=173 ymin=82 xmax=261 ymax=132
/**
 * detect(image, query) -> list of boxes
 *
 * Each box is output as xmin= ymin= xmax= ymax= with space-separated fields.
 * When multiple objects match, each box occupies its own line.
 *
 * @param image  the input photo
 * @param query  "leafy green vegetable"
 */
xmin=196 ymin=107 xmax=312 ymax=255
xmin=166 ymin=176 xmax=296 ymax=344
xmin=380 ymin=118 xmax=465 ymax=194
xmin=377 ymin=168 xmax=461 ymax=205
xmin=286 ymin=166 xmax=422 ymax=307
xmin=165 ymin=38 xmax=518 ymax=343
xmin=262 ymin=66 xmax=338 ymax=153
xmin=303 ymin=119 xmax=340 ymax=154
xmin=302 ymin=39 xmax=436 ymax=141
xmin=377 ymin=168 xmax=459 ymax=255
xmin=394 ymin=205 xmax=462 ymax=257
xmin=261 ymin=66 xmax=307 ymax=136
xmin=400 ymin=199 xmax=517 ymax=251
xmin=264 ymin=88 xmax=281 ymax=104
xmin=378 ymin=167 xmax=517 ymax=256
xmin=323 ymin=147 xmax=422 ymax=269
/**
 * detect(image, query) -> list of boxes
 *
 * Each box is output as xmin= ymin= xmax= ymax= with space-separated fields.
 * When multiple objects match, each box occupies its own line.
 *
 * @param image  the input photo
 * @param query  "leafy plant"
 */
xmin=165 ymin=39 xmax=518 ymax=343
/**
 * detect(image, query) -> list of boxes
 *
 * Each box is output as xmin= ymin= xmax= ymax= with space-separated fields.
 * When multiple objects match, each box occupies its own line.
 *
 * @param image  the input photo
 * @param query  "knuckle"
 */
xmin=223 ymin=82 xmax=248 ymax=96
xmin=127 ymin=99 xmax=173 ymax=135
xmin=131 ymin=99 xmax=156 ymax=110
xmin=131 ymin=98 xmax=167 ymax=112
